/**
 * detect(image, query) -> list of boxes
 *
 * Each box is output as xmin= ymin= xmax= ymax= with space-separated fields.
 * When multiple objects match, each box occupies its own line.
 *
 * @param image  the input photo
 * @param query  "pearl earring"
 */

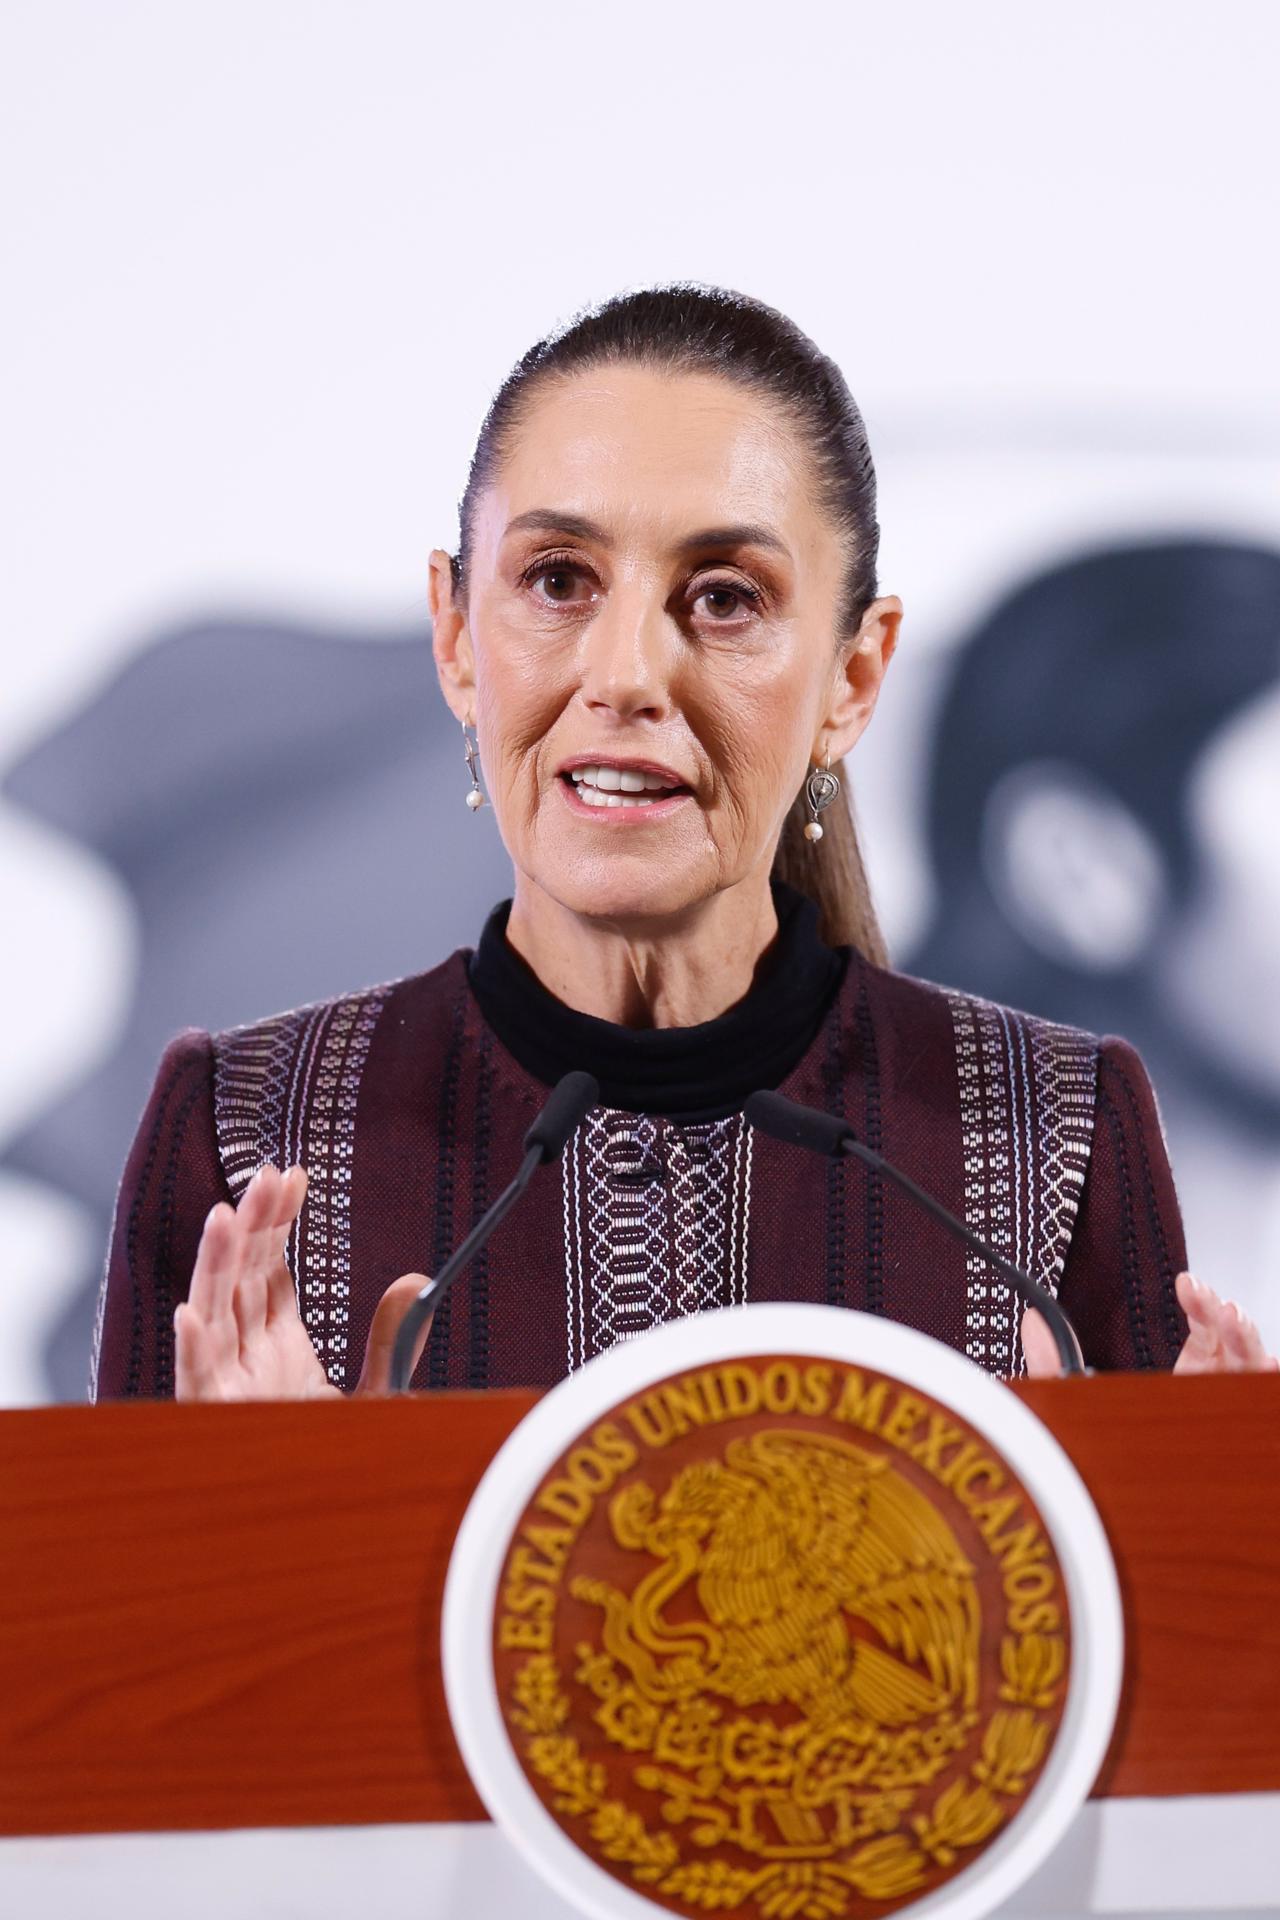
xmin=803 ymin=751 xmax=839 ymax=843
xmin=462 ymin=717 xmax=485 ymax=811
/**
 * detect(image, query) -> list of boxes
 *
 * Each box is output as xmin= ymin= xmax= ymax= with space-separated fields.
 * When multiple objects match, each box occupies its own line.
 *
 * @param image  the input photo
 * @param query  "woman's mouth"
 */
xmin=558 ymin=764 xmax=693 ymax=817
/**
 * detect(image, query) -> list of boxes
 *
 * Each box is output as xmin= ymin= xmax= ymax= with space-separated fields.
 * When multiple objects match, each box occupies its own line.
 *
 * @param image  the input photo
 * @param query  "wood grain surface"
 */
xmin=0 ymin=1374 xmax=1276 ymax=1836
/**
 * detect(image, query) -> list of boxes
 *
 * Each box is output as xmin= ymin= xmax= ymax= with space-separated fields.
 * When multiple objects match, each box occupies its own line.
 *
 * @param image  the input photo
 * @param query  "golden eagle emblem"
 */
xmin=574 ymin=1429 xmax=979 ymax=1737
xmin=497 ymin=1366 xmax=1070 ymax=1918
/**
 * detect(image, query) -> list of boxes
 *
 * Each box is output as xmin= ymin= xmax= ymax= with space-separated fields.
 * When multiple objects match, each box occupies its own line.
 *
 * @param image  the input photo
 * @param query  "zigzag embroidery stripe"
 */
xmin=1027 ymin=1019 xmax=1098 ymax=1295
xmin=728 ymin=1118 xmax=743 ymax=1306
xmin=996 ymin=1005 xmax=1028 ymax=1377
xmin=213 ymin=986 xmax=388 ymax=1387
xmin=948 ymin=991 xmax=1018 ymax=1373
xmin=946 ymin=988 xmax=1099 ymax=1376
xmin=737 ymin=1118 xmax=754 ymax=1306
xmin=585 ymin=1109 xmax=668 ymax=1351
xmin=285 ymin=1006 xmax=327 ymax=1188
xmin=572 ymin=1107 xmax=753 ymax=1363
xmin=214 ymin=1023 xmax=302 ymax=1200
xmin=561 ymin=1128 xmax=573 ymax=1371
xmin=573 ymin=1124 xmax=586 ymax=1370
xmin=288 ymin=1005 xmax=329 ymax=1320
xmin=562 ymin=1119 xmax=584 ymax=1374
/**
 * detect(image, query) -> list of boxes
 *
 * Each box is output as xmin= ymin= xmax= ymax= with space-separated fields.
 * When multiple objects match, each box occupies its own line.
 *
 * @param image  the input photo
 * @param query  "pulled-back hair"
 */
xmin=450 ymin=282 xmax=888 ymax=964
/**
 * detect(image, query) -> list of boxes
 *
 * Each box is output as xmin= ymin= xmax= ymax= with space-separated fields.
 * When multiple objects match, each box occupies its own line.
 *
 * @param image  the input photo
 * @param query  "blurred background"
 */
xmin=2 ymin=0 xmax=1277 ymax=1405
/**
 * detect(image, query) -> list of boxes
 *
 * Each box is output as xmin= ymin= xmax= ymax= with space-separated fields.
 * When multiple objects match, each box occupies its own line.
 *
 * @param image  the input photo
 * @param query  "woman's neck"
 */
xmin=502 ymin=872 xmax=782 ymax=1030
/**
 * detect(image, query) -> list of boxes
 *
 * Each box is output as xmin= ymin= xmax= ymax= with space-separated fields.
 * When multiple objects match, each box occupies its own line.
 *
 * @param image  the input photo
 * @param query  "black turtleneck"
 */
xmin=465 ymin=879 xmax=849 ymax=1124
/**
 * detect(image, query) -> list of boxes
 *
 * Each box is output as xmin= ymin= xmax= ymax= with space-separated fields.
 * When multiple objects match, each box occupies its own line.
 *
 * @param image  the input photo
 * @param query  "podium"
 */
xmin=1 ymin=1374 xmax=1278 ymax=1915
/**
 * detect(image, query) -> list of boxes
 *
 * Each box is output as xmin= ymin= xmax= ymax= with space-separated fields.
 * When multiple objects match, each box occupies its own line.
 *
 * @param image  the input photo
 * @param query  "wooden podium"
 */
xmin=1 ymin=1375 xmax=1278 ymax=1912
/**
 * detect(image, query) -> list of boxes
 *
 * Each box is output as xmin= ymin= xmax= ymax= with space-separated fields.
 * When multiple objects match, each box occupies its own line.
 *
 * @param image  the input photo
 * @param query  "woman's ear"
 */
xmin=821 ymin=594 xmax=903 ymax=762
xmin=428 ymin=547 xmax=476 ymax=724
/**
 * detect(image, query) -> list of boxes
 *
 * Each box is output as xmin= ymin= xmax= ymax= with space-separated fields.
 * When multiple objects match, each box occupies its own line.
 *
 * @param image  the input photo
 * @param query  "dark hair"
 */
xmin=449 ymin=281 xmax=889 ymax=964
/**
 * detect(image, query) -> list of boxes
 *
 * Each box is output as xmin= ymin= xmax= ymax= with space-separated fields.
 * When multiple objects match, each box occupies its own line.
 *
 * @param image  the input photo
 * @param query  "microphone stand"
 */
xmin=388 ymin=1070 xmax=599 ymax=1393
xmin=744 ymin=1090 xmax=1088 ymax=1378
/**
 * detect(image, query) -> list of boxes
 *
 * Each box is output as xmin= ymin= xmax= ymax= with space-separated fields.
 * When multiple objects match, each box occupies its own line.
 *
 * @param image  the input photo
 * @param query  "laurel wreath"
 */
xmin=508 ymin=1629 xmax=1064 ymax=1919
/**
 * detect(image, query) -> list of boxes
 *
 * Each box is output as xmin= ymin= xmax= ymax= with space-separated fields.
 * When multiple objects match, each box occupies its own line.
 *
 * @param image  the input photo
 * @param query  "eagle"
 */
xmin=573 ymin=1429 xmax=979 ymax=1731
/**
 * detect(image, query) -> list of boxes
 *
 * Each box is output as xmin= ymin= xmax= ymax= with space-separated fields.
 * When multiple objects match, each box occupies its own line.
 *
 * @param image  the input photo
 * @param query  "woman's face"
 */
xmin=429 ymin=364 xmax=900 ymax=926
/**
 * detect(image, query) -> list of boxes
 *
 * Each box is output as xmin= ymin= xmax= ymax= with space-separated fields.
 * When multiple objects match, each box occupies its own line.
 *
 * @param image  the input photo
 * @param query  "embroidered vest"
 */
xmin=210 ymin=975 xmax=1097 ymax=1386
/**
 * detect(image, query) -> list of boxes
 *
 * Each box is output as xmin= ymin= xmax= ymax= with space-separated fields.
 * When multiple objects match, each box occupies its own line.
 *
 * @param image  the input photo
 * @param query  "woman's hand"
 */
xmin=175 ymin=1164 xmax=434 ymax=1399
xmin=1022 ymin=1270 xmax=1280 ymax=1379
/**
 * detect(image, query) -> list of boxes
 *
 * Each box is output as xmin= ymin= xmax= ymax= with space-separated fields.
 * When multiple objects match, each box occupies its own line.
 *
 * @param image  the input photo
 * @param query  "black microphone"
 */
xmin=522 ymin=1069 xmax=602 ymax=1163
xmin=388 ymin=1070 xmax=599 ymax=1393
xmin=743 ymin=1089 xmax=1087 ymax=1377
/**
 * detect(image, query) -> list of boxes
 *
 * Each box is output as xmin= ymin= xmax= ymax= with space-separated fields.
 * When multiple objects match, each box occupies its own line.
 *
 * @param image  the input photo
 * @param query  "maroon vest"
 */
xmin=89 ymin=942 xmax=1177 ymax=1395
xmin=91 ymin=933 xmax=1189 ymax=1400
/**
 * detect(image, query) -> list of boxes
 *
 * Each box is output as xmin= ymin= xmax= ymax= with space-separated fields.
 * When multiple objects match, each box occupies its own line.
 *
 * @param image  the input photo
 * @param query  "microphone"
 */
xmin=388 ymin=1069 xmax=599 ymax=1393
xmin=743 ymin=1089 xmax=1087 ymax=1377
xmin=521 ymin=1069 xmax=602 ymax=1163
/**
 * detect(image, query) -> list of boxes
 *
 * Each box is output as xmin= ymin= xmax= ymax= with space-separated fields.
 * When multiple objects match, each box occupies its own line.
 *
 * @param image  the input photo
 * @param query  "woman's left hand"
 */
xmin=1022 ymin=1270 xmax=1280 ymax=1378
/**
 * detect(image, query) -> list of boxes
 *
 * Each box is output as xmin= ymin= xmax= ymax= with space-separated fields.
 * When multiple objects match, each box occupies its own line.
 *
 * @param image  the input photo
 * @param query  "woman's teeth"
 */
xmin=568 ymin=766 xmax=682 ymax=808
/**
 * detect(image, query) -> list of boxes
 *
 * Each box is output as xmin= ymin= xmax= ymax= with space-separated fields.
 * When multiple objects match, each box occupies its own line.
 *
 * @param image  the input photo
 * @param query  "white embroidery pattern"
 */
xmin=562 ymin=1105 xmax=753 ymax=1370
xmin=1026 ymin=1017 xmax=1097 ymax=1299
xmin=213 ymin=986 xmax=388 ymax=1386
xmin=946 ymin=990 xmax=1097 ymax=1377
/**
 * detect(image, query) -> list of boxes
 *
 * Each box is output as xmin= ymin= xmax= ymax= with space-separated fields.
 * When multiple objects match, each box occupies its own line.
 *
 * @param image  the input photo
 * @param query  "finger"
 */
xmin=357 ymin=1272 xmax=435 ymax=1396
xmin=1176 ymin=1270 xmax=1220 ymax=1331
xmin=234 ymin=1166 xmax=285 ymax=1351
xmin=1174 ymin=1319 xmax=1224 ymax=1372
xmin=235 ymin=1162 xmax=282 ymax=1232
xmin=1175 ymin=1289 xmax=1233 ymax=1373
xmin=1238 ymin=1312 xmax=1275 ymax=1371
xmin=1175 ymin=1270 xmax=1201 ymax=1319
xmin=1222 ymin=1301 xmax=1268 ymax=1370
xmin=268 ymin=1162 xmax=305 ymax=1239
xmin=239 ymin=1164 xmax=285 ymax=1276
xmin=195 ymin=1167 xmax=276 ymax=1331
xmin=1173 ymin=1273 xmax=1230 ymax=1372
xmin=1021 ymin=1306 xmax=1063 ymax=1379
xmin=175 ymin=1301 xmax=235 ymax=1401
xmin=1173 ymin=1279 xmax=1265 ymax=1374
xmin=189 ymin=1200 xmax=245 ymax=1345
xmin=264 ymin=1165 xmax=308 ymax=1323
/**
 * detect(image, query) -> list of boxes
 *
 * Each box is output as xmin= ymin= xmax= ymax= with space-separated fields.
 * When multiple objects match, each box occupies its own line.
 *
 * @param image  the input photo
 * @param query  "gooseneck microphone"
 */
xmin=744 ymin=1089 xmax=1087 ymax=1377
xmin=389 ymin=1069 xmax=600 ymax=1393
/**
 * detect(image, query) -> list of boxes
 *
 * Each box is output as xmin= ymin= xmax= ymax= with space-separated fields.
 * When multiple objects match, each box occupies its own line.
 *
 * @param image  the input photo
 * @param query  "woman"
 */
xmin=90 ymin=284 xmax=1275 ymax=1402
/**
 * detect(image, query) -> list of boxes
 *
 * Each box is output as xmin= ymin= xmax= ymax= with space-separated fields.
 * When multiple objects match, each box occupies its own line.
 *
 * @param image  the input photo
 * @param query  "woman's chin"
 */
xmin=531 ymin=850 xmax=721 ymax=927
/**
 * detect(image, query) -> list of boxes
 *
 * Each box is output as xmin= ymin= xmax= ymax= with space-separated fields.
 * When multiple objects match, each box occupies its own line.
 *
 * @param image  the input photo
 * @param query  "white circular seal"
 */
xmin=443 ymin=1306 xmax=1122 ymax=1920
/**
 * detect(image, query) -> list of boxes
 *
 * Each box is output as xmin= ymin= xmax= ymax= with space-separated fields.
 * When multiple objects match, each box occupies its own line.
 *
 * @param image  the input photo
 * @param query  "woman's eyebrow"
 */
xmin=503 ymin=507 xmax=791 ymax=559
xmin=504 ymin=508 xmax=606 ymax=543
xmin=676 ymin=523 xmax=791 ymax=559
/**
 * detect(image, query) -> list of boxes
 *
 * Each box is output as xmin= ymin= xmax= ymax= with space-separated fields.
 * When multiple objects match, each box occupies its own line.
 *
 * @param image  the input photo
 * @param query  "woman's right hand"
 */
xmin=175 ymin=1164 xmax=434 ymax=1400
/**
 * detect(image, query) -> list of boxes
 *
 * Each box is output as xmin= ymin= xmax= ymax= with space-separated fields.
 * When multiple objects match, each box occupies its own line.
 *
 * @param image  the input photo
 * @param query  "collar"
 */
xmin=465 ymin=879 xmax=849 ymax=1123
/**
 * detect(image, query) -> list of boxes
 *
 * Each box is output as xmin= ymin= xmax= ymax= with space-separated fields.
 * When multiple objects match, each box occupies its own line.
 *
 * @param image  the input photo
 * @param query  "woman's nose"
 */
xmin=577 ymin=592 xmax=673 ymax=720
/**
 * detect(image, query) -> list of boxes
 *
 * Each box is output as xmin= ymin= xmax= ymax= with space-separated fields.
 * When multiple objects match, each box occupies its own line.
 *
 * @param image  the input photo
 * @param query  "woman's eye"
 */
xmin=536 ymin=567 xmax=579 ymax=601
xmin=695 ymin=581 xmax=761 ymax=620
xmin=520 ymin=559 xmax=761 ymax=620
xmin=522 ymin=555 xmax=592 ymax=605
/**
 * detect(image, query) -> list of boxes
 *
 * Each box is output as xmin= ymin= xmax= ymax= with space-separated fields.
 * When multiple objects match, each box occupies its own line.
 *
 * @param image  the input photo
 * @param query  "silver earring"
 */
xmin=462 ymin=718 xmax=485 ymax=811
xmin=803 ymin=751 xmax=839 ymax=843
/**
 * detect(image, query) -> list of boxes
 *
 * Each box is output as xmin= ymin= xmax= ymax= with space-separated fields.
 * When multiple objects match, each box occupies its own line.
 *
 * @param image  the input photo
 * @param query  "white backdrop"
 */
xmin=2 ymin=0 xmax=1279 ymax=1404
